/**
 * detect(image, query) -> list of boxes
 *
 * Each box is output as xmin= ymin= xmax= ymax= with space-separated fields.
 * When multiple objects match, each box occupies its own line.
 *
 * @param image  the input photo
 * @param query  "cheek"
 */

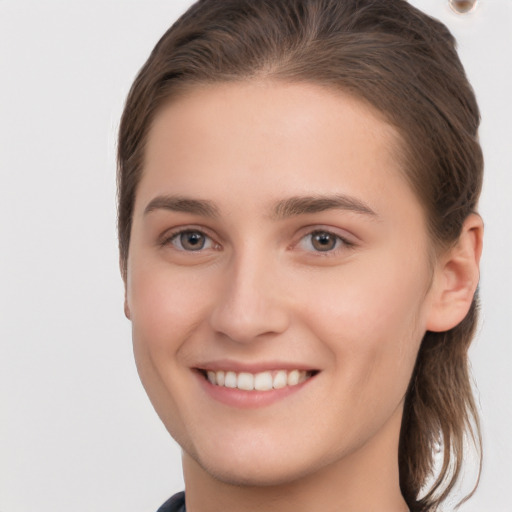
xmin=126 ymin=260 xmax=216 ymax=438
xmin=297 ymin=254 xmax=429 ymax=387
xmin=127 ymin=258 xmax=215 ymax=353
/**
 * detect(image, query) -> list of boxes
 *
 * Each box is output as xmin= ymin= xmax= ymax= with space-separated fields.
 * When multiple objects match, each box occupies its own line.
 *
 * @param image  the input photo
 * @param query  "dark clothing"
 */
xmin=157 ymin=491 xmax=186 ymax=512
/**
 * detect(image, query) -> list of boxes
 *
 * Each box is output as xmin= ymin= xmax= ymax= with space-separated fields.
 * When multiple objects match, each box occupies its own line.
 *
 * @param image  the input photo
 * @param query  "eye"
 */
xmin=298 ymin=230 xmax=350 ymax=253
xmin=168 ymin=230 xmax=214 ymax=251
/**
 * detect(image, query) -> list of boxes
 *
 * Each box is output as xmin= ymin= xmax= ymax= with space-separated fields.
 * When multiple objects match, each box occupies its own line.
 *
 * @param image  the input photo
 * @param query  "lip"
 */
xmin=193 ymin=361 xmax=319 ymax=409
xmin=195 ymin=359 xmax=317 ymax=373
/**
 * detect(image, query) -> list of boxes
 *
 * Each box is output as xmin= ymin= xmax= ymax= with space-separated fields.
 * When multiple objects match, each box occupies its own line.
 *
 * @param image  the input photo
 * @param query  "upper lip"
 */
xmin=194 ymin=360 xmax=319 ymax=373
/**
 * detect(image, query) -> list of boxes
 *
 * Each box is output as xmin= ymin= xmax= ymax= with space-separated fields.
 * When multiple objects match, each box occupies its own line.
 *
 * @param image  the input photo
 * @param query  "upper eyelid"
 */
xmin=298 ymin=231 xmax=353 ymax=249
xmin=295 ymin=224 xmax=358 ymax=243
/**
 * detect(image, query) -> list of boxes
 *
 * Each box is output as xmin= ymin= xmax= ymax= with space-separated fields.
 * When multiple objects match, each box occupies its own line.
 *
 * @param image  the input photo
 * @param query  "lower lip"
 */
xmin=195 ymin=371 xmax=315 ymax=409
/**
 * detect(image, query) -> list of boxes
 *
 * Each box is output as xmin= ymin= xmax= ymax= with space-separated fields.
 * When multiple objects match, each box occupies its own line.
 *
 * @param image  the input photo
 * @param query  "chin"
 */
xmin=194 ymin=452 xmax=317 ymax=487
xmin=182 ymin=432 xmax=339 ymax=489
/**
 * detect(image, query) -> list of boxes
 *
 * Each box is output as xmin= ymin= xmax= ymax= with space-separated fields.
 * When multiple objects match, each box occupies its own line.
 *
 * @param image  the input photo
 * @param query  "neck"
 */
xmin=182 ymin=405 xmax=409 ymax=512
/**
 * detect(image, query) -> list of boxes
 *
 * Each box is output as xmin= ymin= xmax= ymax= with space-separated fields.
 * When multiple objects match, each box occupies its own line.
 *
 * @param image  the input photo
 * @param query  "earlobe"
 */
xmin=426 ymin=214 xmax=483 ymax=333
xmin=124 ymin=298 xmax=132 ymax=320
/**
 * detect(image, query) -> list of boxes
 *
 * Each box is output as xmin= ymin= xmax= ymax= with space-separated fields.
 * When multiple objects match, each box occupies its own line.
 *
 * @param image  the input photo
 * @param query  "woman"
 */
xmin=117 ymin=1 xmax=483 ymax=510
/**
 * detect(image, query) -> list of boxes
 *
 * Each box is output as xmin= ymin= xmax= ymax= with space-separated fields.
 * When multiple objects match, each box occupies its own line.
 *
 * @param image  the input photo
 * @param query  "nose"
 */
xmin=209 ymin=250 xmax=290 ymax=344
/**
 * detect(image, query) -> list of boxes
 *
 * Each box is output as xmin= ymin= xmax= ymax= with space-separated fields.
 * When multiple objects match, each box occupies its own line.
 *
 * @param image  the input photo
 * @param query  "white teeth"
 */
xmin=205 ymin=369 xmax=312 ymax=391
xmin=237 ymin=372 xmax=254 ymax=391
xmin=224 ymin=371 xmax=237 ymax=388
xmin=287 ymin=369 xmax=300 ymax=386
xmin=272 ymin=370 xmax=287 ymax=389
xmin=254 ymin=371 xmax=273 ymax=391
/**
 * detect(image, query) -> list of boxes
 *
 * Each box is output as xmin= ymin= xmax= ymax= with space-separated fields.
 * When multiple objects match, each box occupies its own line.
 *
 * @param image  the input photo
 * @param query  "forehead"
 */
xmin=147 ymin=80 xmax=399 ymax=166
xmin=137 ymin=81 xmax=419 ymax=223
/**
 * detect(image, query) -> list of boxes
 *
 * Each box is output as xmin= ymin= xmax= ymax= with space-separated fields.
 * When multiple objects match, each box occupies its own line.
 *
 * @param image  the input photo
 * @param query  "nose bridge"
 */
xmin=209 ymin=242 xmax=289 ymax=343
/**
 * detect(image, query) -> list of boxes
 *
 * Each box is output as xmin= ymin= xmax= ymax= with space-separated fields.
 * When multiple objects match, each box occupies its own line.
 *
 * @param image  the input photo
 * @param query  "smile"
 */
xmin=202 ymin=369 xmax=315 ymax=391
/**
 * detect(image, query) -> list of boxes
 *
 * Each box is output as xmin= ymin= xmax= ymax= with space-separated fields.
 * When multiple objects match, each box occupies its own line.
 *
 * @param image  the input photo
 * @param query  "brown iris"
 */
xmin=311 ymin=231 xmax=338 ymax=251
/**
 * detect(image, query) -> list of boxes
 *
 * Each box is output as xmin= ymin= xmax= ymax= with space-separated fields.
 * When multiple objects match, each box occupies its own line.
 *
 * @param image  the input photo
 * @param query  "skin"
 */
xmin=125 ymin=81 xmax=482 ymax=512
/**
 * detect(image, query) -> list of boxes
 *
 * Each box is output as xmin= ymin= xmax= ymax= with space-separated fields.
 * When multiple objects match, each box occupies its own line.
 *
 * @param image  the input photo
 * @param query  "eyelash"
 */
xmin=296 ymin=229 xmax=355 ymax=255
xmin=160 ymin=227 xmax=355 ymax=255
xmin=161 ymin=228 xmax=218 ymax=252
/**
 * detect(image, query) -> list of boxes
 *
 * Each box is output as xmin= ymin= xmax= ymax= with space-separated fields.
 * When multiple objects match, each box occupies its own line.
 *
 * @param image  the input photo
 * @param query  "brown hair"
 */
xmin=117 ymin=1 xmax=483 ymax=510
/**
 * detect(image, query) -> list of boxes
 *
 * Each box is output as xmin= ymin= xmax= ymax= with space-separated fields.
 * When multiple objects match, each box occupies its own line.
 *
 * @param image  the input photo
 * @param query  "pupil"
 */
xmin=181 ymin=231 xmax=205 ymax=250
xmin=312 ymin=232 xmax=335 ymax=251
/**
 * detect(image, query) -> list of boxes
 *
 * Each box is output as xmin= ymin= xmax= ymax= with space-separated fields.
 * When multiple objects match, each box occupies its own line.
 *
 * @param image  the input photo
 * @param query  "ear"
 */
xmin=426 ymin=214 xmax=483 ymax=332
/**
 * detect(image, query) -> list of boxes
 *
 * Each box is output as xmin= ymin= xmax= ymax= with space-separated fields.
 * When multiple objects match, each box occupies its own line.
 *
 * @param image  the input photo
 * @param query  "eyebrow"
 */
xmin=271 ymin=194 xmax=377 ymax=219
xmin=143 ymin=193 xmax=377 ymax=219
xmin=144 ymin=195 xmax=220 ymax=218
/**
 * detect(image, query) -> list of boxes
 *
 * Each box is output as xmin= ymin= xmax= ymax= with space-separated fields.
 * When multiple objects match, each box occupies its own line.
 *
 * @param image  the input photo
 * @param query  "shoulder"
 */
xmin=156 ymin=491 xmax=186 ymax=512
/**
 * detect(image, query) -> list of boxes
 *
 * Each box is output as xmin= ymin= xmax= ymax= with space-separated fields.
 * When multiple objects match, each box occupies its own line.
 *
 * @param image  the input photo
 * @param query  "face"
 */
xmin=126 ymin=81 xmax=439 ymax=486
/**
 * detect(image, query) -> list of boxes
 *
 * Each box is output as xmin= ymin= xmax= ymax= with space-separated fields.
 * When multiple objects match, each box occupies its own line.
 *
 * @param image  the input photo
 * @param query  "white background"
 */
xmin=0 ymin=1 xmax=510 ymax=510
